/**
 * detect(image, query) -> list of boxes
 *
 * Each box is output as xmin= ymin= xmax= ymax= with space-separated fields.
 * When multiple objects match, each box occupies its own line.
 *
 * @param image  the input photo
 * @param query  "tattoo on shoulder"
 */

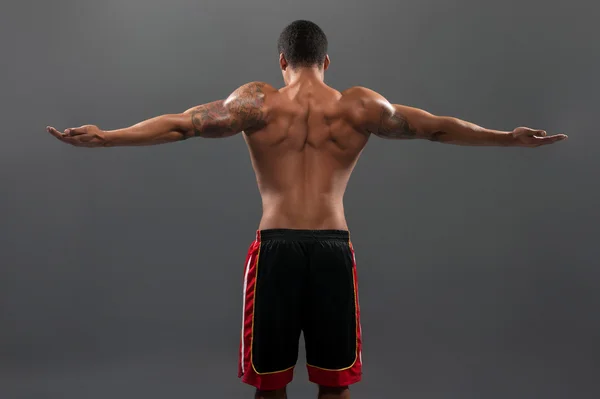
xmin=227 ymin=82 xmax=268 ymax=134
xmin=376 ymin=107 xmax=417 ymax=139
xmin=188 ymin=82 xmax=268 ymax=139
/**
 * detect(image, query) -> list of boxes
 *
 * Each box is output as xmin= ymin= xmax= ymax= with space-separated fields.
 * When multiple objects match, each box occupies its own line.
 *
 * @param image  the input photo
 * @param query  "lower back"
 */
xmin=258 ymin=196 xmax=348 ymax=230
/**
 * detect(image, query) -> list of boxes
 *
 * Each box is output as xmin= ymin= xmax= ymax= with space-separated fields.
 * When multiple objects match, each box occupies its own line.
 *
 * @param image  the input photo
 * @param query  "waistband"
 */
xmin=257 ymin=229 xmax=350 ymax=242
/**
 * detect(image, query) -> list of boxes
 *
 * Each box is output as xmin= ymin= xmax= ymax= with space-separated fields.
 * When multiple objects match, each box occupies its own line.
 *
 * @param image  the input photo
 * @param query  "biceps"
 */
xmin=183 ymin=100 xmax=241 ymax=139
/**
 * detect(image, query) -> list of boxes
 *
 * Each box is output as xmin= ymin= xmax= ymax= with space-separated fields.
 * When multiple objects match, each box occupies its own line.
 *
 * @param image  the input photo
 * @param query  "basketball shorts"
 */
xmin=238 ymin=229 xmax=363 ymax=390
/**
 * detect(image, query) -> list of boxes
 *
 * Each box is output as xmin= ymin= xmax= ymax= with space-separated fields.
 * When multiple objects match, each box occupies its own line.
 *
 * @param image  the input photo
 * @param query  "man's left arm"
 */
xmin=46 ymin=82 xmax=269 ymax=147
xmin=375 ymin=102 xmax=568 ymax=147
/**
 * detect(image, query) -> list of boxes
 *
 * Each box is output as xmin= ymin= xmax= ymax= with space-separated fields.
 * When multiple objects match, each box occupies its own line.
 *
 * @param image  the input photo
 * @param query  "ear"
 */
xmin=279 ymin=53 xmax=288 ymax=71
xmin=323 ymin=54 xmax=331 ymax=71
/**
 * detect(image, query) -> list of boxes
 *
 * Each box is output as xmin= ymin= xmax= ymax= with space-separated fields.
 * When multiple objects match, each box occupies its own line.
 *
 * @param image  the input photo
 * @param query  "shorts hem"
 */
xmin=240 ymin=368 xmax=294 ymax=391
xmin=307 ymin=364 xmax=362 ymax=387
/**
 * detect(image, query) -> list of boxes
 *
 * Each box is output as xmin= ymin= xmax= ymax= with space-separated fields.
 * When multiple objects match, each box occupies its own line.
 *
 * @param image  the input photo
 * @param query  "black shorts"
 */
xmin=238 ymin=229 xmax=363 ymax=390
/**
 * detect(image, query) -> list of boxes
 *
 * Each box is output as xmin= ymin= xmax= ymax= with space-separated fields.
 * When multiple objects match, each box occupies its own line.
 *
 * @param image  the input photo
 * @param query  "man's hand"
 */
xmin=511 ymin=127 xmax=568 ymax=147
xmin=46 ymin=125 xmax=106 ymax=147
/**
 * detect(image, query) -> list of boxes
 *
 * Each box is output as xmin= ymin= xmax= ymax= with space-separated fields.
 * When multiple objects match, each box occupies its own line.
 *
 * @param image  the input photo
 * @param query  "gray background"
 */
xmin=1 ymin=0 xmax=599 ymax=398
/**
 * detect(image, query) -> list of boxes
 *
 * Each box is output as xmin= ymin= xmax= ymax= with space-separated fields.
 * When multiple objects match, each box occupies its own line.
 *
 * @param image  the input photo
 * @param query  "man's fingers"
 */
xmin=46 ymin=126 xmax=66 ymax=140
xmin=534 ymin=130 xmax=547 ymax=137
xmin=534 ymin=134 xmax=568 ymax=145
xmin=65 ymin=126 xmax=87 ymax=136
xmin=46 ymin=126 xmax=80 ymax=146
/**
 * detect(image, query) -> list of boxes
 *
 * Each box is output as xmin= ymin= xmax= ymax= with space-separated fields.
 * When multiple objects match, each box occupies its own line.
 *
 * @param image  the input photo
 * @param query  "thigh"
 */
xmin=304 ymin=239 xmax=362 ymax=387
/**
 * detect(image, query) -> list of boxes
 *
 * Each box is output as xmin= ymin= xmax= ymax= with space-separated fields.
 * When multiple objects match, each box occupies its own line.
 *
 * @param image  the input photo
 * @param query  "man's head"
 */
xmin=277 ymin=20 xmax=330 ymax=81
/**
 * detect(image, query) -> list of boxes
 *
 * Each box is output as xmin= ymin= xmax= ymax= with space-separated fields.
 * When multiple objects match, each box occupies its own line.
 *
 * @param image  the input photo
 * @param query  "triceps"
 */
xmin=188 ymin=100 xmax=239 ymax=139
xmin=183 ymin=82 xmax=268 ymax=140
xmin=375 ymin=104 xmax=449 ymax=142
xmin=375 ymin=106 xmax=418 ymax=139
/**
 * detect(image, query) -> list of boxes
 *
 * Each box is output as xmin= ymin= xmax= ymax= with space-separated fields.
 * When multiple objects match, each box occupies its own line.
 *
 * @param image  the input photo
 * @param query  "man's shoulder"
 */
xmin=224 ymin=82 xmax=279 ymax=118
xmin=340 ymin=86 xmax=387 ymax=107
xmin=231 ymin=81 xmax=279 ymax=98
xmin=341 ymin=85 xmax=377 ymax=96
xmin=337 ymin=86 xmax=394 ymax=132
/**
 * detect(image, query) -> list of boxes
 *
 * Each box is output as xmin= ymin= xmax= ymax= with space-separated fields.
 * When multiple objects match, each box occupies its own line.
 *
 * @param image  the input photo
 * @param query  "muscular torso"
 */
xmin=243 ymin=82 xmax=370 ymax=230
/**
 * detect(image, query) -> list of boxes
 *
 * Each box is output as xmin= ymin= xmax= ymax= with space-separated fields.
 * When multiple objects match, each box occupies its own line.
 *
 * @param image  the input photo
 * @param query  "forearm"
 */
xmin=102 ymin=114 xmax=190 ymax=147
xmin=431 ymin=116 xmax=514 ymax=146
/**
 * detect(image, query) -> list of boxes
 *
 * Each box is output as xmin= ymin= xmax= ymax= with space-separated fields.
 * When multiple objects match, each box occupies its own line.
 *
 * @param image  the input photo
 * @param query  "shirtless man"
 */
xmin=46 ymin=20 xmax=567 ymax=399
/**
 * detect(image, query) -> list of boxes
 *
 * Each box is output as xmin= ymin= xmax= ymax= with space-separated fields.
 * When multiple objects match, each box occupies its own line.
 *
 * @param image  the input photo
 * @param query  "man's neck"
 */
xmin=286 ymin=67 xmax=325 ymax=86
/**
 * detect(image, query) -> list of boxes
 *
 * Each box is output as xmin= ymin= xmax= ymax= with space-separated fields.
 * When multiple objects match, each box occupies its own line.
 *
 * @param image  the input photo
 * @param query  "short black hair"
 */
xmin=277 ymin=20 xmax=328 ymax=69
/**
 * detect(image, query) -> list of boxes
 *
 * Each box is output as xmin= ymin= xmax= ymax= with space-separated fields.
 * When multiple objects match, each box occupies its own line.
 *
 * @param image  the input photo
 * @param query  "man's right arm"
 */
xmin=348 ymin=87 xmax=567 ymax=147
xmin=46 ymin=81 xmax=270 ymax=148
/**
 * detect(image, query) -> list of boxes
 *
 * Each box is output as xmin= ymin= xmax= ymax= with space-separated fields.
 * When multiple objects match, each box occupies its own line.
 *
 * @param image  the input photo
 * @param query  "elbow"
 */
xmin=172 ymin=113 xmax=195 ymax=139
xmin=420 ymin=115 xmax=450 ymax=142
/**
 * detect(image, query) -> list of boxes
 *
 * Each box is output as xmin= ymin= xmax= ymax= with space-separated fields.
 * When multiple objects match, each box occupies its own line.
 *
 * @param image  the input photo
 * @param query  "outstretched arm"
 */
xmin=46 ymin=82 xmax=269 ymax=147
xmin=352 ymin=87 xmax=568 ymax=147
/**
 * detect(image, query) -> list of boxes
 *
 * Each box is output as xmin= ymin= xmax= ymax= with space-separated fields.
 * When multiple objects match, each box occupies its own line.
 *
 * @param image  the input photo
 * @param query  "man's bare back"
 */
xmin=243 ymin=79 xmax=369 ymax=230
xmin=45 ymin=19 xmax=567 ymax=399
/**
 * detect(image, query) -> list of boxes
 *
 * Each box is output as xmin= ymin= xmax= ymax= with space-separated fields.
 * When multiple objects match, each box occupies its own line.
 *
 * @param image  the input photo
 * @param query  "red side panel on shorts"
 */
xmin=307 ymin=241 xmax=363 ymax=387
xmin=238 ymin=238 xmax=259 ymax=380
